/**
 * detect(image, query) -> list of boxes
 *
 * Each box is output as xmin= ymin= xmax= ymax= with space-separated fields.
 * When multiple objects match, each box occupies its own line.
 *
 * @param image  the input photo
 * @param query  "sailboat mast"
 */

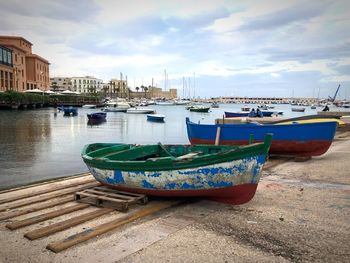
xmin=182 ymin=77 xmax=185 ymax=99
xmin=193 ymin=72 xmax=196 ymax=99
xmin=164 ymin=69 xmax=166 ymax=91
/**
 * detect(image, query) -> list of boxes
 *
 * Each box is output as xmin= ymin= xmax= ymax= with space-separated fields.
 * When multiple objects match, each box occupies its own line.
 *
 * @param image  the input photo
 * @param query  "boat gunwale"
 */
xmin=186 ymin=117 xmax=339 ymax=128
xmin=82 ymin=137 xmax=272 ymax=172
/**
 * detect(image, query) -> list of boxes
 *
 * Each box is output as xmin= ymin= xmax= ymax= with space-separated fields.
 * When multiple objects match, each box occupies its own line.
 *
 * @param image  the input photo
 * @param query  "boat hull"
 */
xmin=186 ymin=118 xmax=337 ymax=157
xmin=86 ymin=154 xmax=267 ymax=205
xmin=291 ymin=108 xmax=306 ymax=112
xmin=63 ymin=107 xmax=78 ymax=116
xmin=87 ymin=112 xmax=106 ymax=120
xmin=225 ymin=111 xmax=274 ymax=118
xmin=190 ymin=107 xmax=210 ymax=112
xmin=147 ymin=114 xmax=165 ymax=122
xmin=127 ymin=108 xmax=155 ymax=114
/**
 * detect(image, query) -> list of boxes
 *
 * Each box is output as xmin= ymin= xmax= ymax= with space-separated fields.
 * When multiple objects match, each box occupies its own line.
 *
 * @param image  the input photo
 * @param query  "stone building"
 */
xmin=0 ymin=36 xmax=50 ymax=91
xmin=71 ymin=76 xmax=103 ymax=94
xmin=108 ymin=79 xmax=129 ymax=98
xmin=148 ymin=86 xmax=177 ymax=99
xmin=0 ymin=45 xmax=13 ymax=91
xmin=49 ymin=77 xmax=72 ymax=92
xmin=129 ymin=86 xmax=177 ymax=99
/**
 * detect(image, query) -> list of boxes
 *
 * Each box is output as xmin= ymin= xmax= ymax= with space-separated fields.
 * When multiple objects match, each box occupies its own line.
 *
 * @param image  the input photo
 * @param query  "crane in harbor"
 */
xmin=328 ymin=84 xmax=341 ymax=102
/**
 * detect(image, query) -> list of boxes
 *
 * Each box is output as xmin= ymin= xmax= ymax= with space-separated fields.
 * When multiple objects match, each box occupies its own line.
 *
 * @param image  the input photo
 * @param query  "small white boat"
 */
xmin=175 ymin=100 xmax=191 ymax=105
xmin=211 ymin=102 xmax=219 ymax=108
xmin=156 ymin=101 xmax=175 ymax=106
xmin=291 ymin=107 xmax=306 ymax=112
xmin=126 ymin=107 xmax=156 ymax=114
xmin=82 ymin=104 xmax=97 ymax=109
xmin=241 ymin=105 xmax=251 ymax=112
xmin=103 ymin=100 xmax=130 ymax=112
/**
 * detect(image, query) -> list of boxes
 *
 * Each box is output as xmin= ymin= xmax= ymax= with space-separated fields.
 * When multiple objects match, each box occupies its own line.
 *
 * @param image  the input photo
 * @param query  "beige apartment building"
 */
xmin=0 ymin=36 xmax=50 ymax=92
xmin=148 ymin=86 xmax=177 ymax=99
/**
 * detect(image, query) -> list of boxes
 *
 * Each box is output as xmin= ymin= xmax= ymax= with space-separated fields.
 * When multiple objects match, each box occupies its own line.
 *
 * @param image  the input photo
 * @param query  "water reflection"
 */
xmin=0 ymin=104 xmax=321 ymax=189
xmin=87 ymin=119 xmax=107 ymax=126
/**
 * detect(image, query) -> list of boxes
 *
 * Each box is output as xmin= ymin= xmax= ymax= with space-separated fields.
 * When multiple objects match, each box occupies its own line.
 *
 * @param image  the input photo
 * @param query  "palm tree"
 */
xmin=144 ymin=86 xmax=148 ymax=98
xmin=116 ymin=87 xmax=120 ymax=98
xmin=102 ymin=85 xmax=109 ymax=97
xmin=136 ymin=87 xmax=139 ymax=92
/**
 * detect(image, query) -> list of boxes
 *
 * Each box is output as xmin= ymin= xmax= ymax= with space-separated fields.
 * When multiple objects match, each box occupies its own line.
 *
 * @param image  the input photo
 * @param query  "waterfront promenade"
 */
xmin=0 ymin=130 xmax=349 ymax=262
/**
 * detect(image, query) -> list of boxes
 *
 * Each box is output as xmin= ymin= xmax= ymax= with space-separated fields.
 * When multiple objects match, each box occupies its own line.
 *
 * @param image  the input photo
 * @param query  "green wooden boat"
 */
xmin=189 ymin=106 xmax=210 ymax=112
xmin=81 ymin=134 xmax=272 ymax=204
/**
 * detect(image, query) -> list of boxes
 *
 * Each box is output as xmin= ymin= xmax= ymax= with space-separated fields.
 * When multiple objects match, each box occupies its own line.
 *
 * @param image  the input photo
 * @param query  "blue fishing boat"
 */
xmin=225 ymin=111 xmax=275 ymax=118
xmin=87 ymin=112 xmax=107 ymax=120
xmin=186 ymin=117 xmax=338 ymax=157
xmin=63 ymin=107 xmax=78 ymax=116
xmin=81 ymin=134 xmax=272 ymax=205
xmin=147 ymin=114 xmax=165 ymax=122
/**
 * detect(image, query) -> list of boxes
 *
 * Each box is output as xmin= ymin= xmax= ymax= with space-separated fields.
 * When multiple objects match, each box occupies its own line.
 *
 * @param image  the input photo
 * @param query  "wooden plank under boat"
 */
xmin=81 ymin=135 xmax=272 ymax=205
xmin=186 ymin=117 xmax=338 ymax=157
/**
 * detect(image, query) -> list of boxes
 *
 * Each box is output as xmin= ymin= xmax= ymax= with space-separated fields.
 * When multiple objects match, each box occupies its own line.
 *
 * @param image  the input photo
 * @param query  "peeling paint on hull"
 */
xmin=87 ymin=155 xmax=266 ymax=205
xmin=186 ymin=118 xmax=337 ymax=157
xmin=189 ymin=139 xmax=332 ymax=157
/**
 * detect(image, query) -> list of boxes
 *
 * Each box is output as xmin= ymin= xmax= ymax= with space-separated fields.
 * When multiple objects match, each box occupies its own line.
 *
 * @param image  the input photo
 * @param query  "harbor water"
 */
xmin=0 ymin=103 xmax=322 ymax=189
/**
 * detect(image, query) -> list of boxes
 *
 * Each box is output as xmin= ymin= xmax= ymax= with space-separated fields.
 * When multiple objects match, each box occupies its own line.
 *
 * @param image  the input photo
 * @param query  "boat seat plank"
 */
xmin=176 ymin=152 xmax=202 ymax=160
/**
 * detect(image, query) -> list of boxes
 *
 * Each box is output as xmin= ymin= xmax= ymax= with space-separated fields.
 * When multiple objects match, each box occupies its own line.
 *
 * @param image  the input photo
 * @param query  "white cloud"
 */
xmin=1 ymin=0 xmax=349 ymax=97
xmin=270 ymin=73 xmax=281 ymax=78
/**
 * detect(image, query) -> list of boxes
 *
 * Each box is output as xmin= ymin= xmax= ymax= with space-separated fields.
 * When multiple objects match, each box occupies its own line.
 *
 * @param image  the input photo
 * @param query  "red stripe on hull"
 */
xmin=98 ymin=182 xmax=258 ymax=205
xmin=189 ymin=139 xmax=332 ymax=157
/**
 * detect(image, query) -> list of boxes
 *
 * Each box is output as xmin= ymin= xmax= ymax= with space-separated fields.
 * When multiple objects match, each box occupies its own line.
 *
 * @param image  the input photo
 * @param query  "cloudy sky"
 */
xmin=1 ymin=0 xmax=349 ymax=98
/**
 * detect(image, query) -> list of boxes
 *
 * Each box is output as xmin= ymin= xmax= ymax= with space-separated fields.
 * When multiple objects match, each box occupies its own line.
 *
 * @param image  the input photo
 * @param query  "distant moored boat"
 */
xmin=147 ymin=114 xmax=165 ymax=122
xmin=87 ymin=112 xmax=106 ymax=120
xmin=189 ymin=106 xmax=210 ymax=112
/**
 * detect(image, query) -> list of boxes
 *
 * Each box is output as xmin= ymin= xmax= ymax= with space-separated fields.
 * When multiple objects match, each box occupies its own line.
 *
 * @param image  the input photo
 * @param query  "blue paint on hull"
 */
xmin=88 ymin=154 xmax=267 ymax=191
xmin=186 ymin=117 xmax=337 ymax=142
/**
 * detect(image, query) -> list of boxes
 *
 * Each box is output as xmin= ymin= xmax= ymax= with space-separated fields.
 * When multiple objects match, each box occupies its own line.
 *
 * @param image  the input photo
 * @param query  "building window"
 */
xmin=0 ymin=70 xmax=3 ymax=88
xmin=21 ymin=56 xmax=23 ymax=64
xmin=3 ymin=50 xmax=7 ymax=64
xmin=7 ymin=52 xmax=12 ymax=65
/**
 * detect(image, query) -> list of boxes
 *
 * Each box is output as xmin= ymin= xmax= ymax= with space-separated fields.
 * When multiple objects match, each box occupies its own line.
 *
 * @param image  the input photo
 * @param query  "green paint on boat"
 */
xmin=81 ymin=135 xmax=272 ymax=172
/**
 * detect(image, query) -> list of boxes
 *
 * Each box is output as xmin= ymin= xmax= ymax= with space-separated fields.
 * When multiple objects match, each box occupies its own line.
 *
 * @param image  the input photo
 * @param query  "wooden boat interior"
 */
xmin=83 ymin=143 xmax=245 ymax=162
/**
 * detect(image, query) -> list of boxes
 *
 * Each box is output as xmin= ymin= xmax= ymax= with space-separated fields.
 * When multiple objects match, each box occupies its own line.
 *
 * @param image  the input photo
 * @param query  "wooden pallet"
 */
xmin=0 ymin=175 xmax=180 ymax=253
xmin=75 ymin=186 xmax=148 ymax=211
